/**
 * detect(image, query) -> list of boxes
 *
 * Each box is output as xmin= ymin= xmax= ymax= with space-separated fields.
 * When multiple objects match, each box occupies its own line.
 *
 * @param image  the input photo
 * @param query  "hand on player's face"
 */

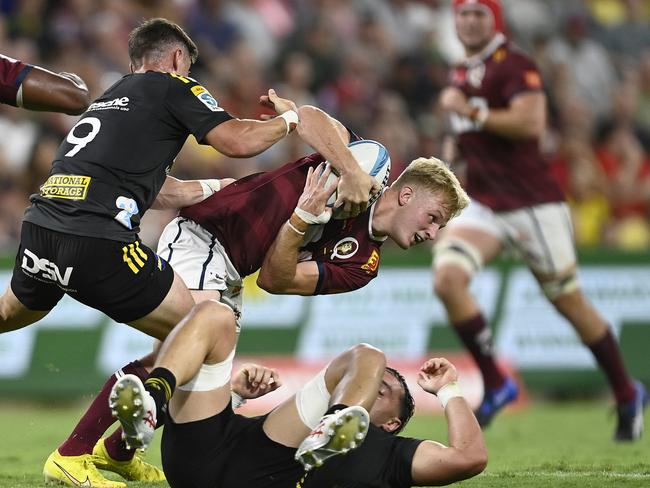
xmin=259 ymin=88 xmax=298 ymax=117
xmin=231 ymin=363 xmax=283 ymax=400
xmin=296 ymin=163 xmax=337 ymax=221
xmin=417 ymin=358 xmax=458 ymax=395
xmin=335 ymin=169 xmax=380 ymax=219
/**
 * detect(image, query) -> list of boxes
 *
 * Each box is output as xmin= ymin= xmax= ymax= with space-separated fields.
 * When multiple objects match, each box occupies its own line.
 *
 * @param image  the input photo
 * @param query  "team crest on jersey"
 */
xmin=467 ymin=64 xmax=485 ymax=88
xmin=361 ymin=250 xmax=380 ymax=273
xmin=191 ymin=85 xmax=223 ymax=112
xmin=331 ymin=237 xmax=359 ymax=260
xmin=40 ymin=174 xmax=91 ymax=200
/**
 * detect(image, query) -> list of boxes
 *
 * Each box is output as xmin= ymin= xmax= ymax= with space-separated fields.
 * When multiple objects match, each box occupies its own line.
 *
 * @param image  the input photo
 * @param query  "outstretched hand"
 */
xmin=295 ymin=163 xmax=338 ymax=224
xmin=417 ymin=357 xmax=458 ymax=395
xmin=259 ymin=88 xmax=298 ymax=118
xmin=231 ymin=363 xmax=282 ymax=400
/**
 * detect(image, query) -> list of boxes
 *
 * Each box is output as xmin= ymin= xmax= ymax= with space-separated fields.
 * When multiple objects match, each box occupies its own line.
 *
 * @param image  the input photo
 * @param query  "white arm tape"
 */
xmin=279 ymin=110 xmax=299 ymax=136
xmin=436 ymin=381 xmax=463 ymax=409
xmin=199 ymin=179 xmax=221 ymax=200
xmin=294 ymin=207 xmax=331 ymax=225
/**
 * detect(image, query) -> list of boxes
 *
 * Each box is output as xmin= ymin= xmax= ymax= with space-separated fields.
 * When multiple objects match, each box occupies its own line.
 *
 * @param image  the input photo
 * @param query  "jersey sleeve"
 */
xmin=382 ymin=436 xmax=423 ymax=487
xmin=501 ymin=52 xmax=543 ymax=102
xmin=0 ymin=54 xmax=33 ymax=106
xmin=164 ymin=73 xmax=233 ymax=144
xmin=314 ymin=248 xmax=380 ymax=295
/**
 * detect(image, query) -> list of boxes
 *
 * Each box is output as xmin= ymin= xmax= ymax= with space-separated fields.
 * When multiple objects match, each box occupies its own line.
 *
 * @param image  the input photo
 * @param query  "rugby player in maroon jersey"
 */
xmin=63 ymin=101 xmax=469 ymax=483
xmin=432 ymin=0 xmax=647 ymax=440
xmin=0 ymin=53 xmax=89 ymax=114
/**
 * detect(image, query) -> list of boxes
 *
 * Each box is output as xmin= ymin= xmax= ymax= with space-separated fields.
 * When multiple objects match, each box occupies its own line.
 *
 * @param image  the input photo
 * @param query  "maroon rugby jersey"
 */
xmin=0 ymin=54 xmax=32 ymax=106
xmin=449 ymin=36 xmax=564 ymax=210
xmin=180 ymin=153 xmax=383 ymax=295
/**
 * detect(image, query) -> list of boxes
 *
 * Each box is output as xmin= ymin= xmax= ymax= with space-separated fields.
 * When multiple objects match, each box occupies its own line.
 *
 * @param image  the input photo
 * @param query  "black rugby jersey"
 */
xmin=24 ymin=71 xmax=232 ymax=242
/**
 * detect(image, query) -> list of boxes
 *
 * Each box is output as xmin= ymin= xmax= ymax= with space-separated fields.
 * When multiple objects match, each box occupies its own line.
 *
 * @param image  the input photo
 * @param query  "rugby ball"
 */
xmin=325 ymin=139 xmax=391 ymax=219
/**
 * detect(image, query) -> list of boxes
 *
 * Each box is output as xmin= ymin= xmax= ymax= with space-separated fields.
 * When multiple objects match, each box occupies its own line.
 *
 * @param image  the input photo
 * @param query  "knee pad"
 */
xmin=295 ymin=368 xmax=330 ymax=429
xmin=433 ymin=238 xmax=484 ymax=277
xmin=540 ymin=273 xmax=580 ymax=300
xmin=178 ymin=348 xmax=235 ymax=392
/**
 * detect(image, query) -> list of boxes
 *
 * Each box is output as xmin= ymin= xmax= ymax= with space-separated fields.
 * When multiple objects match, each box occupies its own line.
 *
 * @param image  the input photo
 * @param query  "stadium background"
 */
xmin=0 ymin=1 xmax=649 ymax=486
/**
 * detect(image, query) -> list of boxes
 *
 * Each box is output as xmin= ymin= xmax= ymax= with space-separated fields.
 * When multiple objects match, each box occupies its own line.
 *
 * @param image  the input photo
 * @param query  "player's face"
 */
xmin=369 ymin=371 xmax=404 ymax=433
xmin=391 ymin=187 xmax=449 ymax=250
xmin=455 ymin=7 xmax=495 ymax=53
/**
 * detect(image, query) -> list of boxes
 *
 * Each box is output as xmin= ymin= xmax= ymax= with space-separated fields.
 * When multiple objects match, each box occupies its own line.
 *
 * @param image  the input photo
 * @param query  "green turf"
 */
xmin=0 ymin=400 xmax=648 ymax=487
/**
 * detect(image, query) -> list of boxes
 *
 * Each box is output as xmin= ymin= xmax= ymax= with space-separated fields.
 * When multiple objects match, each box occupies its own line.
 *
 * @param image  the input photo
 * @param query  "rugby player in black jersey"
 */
xmin=0 ymin=18 xmax=377 ymax=487
xmin=110 ymin=301 xmax=488 ymax=488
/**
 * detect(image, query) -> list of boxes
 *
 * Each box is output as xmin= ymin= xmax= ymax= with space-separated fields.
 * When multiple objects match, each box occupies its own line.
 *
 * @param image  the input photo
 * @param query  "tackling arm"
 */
xmin=21 ymin=66 xmax=90 ymax=115
xmin=151 ymin=176 xmax=235 ymax=210
xmin=204 ymin=88 xmax=298 ymax=157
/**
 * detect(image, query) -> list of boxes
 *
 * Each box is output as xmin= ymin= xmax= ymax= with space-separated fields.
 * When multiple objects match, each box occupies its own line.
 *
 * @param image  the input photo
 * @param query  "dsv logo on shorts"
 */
xmin=21 ymin=248 xmax=73 ymax=286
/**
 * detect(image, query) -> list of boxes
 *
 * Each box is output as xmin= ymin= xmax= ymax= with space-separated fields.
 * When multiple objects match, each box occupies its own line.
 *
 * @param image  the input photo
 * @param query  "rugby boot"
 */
xmin=43 ymin=449 xmax=125 ymax=487
xmin=295 ymin=405 xmax=369 ymax=471
xmin=475 ymin=377 xmax=519 ymax=428
xmin=109 ymin=374 xmax=156 ymax=450
xmin=614 ymin=380 xmax=649 ymax=441
xmin=92 ymin=438 xmax=166 ymax=481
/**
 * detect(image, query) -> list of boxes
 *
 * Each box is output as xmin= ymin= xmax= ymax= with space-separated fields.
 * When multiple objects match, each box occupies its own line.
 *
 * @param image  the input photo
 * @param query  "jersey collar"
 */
xmin=368 ymin=198 xmax=387 ymax=242
xmin=463 ymin=32 xmax=507 ymax=68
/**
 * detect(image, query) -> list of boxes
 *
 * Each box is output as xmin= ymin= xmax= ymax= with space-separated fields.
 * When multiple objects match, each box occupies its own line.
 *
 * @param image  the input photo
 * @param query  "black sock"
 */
xmin=144 ymin=367 xmax=176 ymax=423
xmin=325 ymin=403 xmax=349 ymax=416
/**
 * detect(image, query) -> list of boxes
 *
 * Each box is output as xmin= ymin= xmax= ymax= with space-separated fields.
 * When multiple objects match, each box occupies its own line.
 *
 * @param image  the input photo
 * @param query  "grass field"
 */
xmin=0 ymin=400 xmax=648 ymax=488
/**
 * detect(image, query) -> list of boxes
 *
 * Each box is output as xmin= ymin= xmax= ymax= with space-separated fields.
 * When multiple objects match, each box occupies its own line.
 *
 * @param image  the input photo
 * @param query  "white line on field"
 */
xmin=482 ymin=471 xmax=650 ymax=479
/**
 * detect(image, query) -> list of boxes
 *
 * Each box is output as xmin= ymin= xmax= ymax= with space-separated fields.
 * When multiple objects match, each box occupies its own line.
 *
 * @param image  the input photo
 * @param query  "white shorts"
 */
xmin=447 ymin=199 xmax=576 ymax=275
xmin=157 ymin=217 xmax=243 ymax=327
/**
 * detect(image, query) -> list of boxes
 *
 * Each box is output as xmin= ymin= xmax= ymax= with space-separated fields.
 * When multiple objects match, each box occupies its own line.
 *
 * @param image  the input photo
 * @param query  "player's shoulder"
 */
xmin=494 ymin=42 xmax=538 ymax=70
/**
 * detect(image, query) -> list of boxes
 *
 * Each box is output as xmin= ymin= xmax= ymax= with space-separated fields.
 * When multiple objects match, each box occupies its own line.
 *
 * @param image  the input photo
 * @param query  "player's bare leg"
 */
xmin=545 ymin=282 xmax=648 ymax=441
xmin=433 ymin=226 xmax=518 ymax=426
xmin=0 ymin=285 xmax=50 ymax=333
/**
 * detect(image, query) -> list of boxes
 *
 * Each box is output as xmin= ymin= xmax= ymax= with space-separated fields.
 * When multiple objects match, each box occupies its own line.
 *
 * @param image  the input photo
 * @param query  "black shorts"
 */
xmin=162 ymin=406 xmax=301 ymax=488
xmin=10 ymin=222 xmax=174 ymax=323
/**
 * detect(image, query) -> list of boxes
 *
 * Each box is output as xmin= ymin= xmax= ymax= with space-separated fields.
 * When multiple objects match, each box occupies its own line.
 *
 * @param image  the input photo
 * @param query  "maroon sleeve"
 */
xmin=0 ymin=54 xmax=33 ymax=106
xmin=500 ymin=51 xmax=543 ymax=102
xmin=315 ymin=247 xmax=380 ymax=295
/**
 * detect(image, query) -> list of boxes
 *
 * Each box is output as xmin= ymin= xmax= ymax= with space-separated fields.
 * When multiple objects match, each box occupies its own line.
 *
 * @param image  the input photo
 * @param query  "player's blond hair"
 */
xmin=393 ymin=157 xmax=469 ymax=219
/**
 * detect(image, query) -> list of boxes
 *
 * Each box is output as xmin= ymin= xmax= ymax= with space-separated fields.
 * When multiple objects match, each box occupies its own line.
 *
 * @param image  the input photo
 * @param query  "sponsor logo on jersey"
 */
xmin=40 ymin=174 xmax=91 ymax=200
xmin=88 ymin=96 xmax=129 ymax=111
xmin=331 ymin=237 xmax=359 ymax=260
xmin=21 ymin=248 xmax=73 ymax=286
xmin=191 ymin=85 xmax=223 ymax=112
xmin=361 ymin=249 xmax=380 ymax=273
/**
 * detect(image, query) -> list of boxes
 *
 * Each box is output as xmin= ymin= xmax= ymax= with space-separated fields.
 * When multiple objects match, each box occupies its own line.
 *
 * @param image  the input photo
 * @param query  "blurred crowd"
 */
xmin=0 ymin=0 xmax=649 ymax=251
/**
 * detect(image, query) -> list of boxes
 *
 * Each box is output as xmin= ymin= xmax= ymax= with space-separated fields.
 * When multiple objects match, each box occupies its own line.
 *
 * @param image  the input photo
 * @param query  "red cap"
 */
xmin=453 ymin=0 xmax=504 ymax=33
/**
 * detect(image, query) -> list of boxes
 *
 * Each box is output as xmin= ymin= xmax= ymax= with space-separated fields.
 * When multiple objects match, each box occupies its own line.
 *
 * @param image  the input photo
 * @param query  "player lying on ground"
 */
xmin=46 ymin=102 xmax=470 ymax=486
xmin=111 ymin=320 xmax=487 ymax=488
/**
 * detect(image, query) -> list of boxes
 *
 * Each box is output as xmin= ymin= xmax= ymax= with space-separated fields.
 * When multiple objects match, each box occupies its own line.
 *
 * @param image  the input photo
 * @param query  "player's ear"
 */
xmin=381 ymin=417 xmax=402 ymax=434
xmin=398 ymin=186 xmax=413 ymax=206
xmin=171 ymin=48 xmax=184 ymax=73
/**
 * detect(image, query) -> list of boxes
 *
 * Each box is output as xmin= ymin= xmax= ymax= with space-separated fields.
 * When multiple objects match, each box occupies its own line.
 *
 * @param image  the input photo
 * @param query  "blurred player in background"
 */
xmin=0 ymin=53 xmax=89 ymax=114
xmin=57 ymin=103 xmax=468 ymax=486
xmin=432 ymin=0 xmax=648 ymax=441
xmin=110 ymin=300 xmax=487 ymax=488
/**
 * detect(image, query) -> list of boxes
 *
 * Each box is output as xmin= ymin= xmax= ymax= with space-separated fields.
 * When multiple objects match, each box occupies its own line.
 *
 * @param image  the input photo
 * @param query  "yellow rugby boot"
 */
xmin=43 ymin=449 xmax=126 ymax=487
xmin=92 ymin=438 xmax=166 ymax=481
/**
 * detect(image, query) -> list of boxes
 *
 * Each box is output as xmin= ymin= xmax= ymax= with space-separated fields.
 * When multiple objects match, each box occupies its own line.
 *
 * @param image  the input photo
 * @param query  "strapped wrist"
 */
xmin=294 ymin=207 xmax=331 ymax=225
xmin=435 ymin=381 xmax=463 ymax=409
xmin=279 ymin=110 xmax=299 ymax=136
xmin=199 ymin=179 xmax=221 ymax=199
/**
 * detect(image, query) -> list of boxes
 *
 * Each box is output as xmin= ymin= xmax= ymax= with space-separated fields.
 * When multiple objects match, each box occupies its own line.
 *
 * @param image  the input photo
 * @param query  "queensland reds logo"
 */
xmin=330 ymin=237 xmax=359 ymax=260
xmin=467 ymin=64 xmax=485 ymax=88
